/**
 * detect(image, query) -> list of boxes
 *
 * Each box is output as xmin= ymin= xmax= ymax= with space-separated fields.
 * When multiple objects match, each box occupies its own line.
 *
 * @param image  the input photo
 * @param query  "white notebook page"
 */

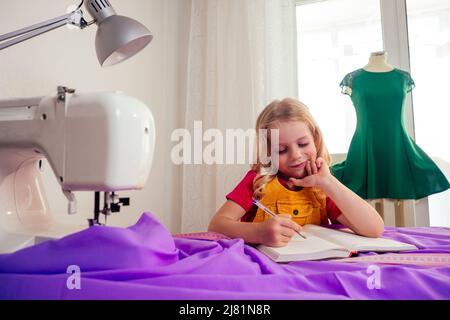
xmin=270 ymin=233 xmax=347 ymax=255
xmin=303 ymin=225 xmax=417 ymax=252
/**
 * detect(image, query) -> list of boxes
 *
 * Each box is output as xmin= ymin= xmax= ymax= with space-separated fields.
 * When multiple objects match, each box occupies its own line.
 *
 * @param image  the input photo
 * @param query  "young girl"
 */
xmin=208 ymin=98 xmax=384 ymax=247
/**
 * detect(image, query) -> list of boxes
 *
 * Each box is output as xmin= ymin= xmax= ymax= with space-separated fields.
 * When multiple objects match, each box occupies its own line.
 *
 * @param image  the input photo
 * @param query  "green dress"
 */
xmin=332 ymin=68 xmax=449 ymax=200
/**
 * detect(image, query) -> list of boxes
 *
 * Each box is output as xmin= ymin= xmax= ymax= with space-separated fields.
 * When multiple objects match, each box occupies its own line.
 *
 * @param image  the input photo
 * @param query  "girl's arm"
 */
xmin=208 ymin=200 xmax=301 ymax=246
xmin=322 ymin=175 xmax=385 ymax=238
xmin=289 ymin=158 xmax=384 ymax=238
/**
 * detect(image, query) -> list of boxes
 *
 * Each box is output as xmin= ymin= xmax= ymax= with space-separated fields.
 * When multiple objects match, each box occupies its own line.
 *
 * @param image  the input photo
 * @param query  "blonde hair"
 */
xmin=251 ymin=98 xmax=331 ymax=200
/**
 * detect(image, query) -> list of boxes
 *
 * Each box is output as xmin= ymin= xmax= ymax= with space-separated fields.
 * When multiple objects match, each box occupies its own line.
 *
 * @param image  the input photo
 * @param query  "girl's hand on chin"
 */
xmin=287 ymin=157 xmax=331 ymax=189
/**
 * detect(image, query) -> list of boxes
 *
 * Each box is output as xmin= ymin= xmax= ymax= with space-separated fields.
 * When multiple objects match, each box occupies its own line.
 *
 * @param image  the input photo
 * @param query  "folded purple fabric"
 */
xmin=0 ymin=213 xmax=449 ymax=300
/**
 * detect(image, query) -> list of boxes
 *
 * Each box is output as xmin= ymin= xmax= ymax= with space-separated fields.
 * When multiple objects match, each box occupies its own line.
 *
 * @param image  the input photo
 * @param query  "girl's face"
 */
xmin=270 ymin=121 xmax=317 ymax=179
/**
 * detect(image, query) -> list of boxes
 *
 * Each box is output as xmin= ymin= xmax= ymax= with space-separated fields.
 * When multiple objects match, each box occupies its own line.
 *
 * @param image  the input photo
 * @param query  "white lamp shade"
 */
xmin=95 ymin=15 xmax=153 ymax=67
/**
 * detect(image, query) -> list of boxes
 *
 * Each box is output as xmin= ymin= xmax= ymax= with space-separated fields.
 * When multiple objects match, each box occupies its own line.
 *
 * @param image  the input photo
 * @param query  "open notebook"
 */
xmin=256 ymin=225 xmax=418 ymax=262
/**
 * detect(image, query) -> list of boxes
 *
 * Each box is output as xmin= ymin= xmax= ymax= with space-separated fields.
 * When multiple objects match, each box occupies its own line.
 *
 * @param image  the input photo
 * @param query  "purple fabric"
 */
xmin=0 ymin=213 xmax=449 ymax=300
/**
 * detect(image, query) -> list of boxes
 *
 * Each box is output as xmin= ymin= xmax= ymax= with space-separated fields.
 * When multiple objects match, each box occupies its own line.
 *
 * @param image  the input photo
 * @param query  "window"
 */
xmin=296 ymin=0 xmax=450 ymax=226
xmin=407 ymin=0 xmax=450 ymax=226
xmin=296 ymin=0 xmax=382 ymax=156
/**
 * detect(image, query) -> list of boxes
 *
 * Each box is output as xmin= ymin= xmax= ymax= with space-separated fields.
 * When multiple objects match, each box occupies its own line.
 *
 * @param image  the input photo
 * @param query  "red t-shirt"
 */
xmin=226 ymin=170 xmax=342 ymax=223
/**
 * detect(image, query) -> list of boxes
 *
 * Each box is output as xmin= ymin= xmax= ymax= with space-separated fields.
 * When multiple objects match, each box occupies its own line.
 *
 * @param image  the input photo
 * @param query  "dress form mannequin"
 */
xmin=363 ymin=51 xmax=394 ymax=72
xmin=364 ymin=52 xmax=401 ymax=224
xmin=335 ymin=50 xmax=449 ymax=226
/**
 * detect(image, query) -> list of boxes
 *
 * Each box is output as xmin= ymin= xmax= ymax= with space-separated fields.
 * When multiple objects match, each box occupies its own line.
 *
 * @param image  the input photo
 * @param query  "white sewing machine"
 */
xmin=0 ymin=86 xmax=155 ymax=253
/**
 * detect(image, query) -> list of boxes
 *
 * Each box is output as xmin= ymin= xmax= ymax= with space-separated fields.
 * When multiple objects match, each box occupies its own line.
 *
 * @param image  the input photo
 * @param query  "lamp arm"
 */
xmin=0 ymin=10 xmax=88 ymax=51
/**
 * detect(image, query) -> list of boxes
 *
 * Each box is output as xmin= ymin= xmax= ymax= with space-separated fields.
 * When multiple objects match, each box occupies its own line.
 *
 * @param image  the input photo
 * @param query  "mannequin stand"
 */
xmin=367 ymin=198 xmax=429 ymax=227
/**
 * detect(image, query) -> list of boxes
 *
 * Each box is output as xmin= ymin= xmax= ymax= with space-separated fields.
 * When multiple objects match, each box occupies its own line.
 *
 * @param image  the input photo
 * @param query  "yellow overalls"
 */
xmin=253 ymin=176 xmax=329 ymax=225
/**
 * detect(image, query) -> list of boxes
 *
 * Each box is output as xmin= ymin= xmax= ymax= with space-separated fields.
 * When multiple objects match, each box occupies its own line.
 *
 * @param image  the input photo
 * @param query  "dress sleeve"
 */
xmin=339 ymin=73 xmax=353 ymax=96
xmin=406 ymin=72 xmax=416 ymax=93
xmin=226 ymin=170 xmax=257 ymax=212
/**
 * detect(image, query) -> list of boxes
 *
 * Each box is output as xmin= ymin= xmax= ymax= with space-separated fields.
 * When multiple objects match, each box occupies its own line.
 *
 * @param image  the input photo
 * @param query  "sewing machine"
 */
xmin=0 ymin=86 xmax=155 ymax=253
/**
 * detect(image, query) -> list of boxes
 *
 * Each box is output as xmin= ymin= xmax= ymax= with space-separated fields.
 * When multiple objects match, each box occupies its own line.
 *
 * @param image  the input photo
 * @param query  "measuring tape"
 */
xmin=336 ymin=253 xmax=450 ymax=267
xmin=173 ymin=232 xmax=230 ymax=241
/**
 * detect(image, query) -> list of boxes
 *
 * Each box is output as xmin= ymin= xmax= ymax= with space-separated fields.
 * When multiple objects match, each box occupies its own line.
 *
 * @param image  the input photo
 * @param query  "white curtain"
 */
xmin=180 ymin=0 xmax=297 ymax=232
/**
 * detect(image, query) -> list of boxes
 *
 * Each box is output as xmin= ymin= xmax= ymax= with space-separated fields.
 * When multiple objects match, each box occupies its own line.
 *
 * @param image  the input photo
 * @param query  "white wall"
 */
xmin=0 ymin=0 xmax=190 ymax=232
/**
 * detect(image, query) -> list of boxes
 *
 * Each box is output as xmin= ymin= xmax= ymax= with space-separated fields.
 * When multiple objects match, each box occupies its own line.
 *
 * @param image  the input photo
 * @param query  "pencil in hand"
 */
xmin=252 ymin=198 xmax=307 ymax=239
